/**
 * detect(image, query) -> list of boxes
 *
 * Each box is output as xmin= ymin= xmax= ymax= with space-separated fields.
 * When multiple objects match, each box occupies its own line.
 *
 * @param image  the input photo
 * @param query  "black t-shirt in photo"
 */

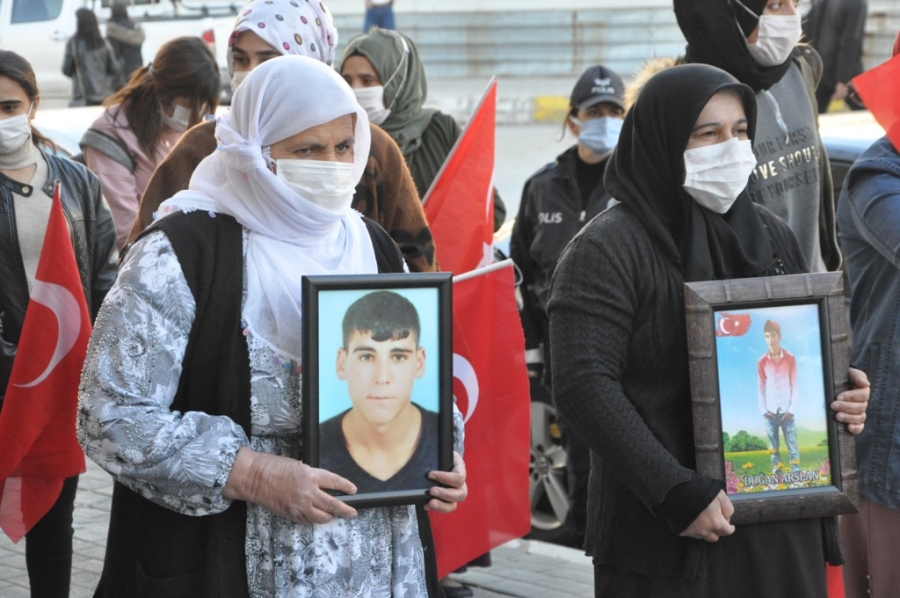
xmin=318 ymin=403 xmax=439 ymax=495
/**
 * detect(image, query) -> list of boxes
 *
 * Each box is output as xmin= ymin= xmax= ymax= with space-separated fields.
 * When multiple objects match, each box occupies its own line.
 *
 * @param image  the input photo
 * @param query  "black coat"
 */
xmin=549 ymin=203 xmax=835 ymax=596
xmin=510 ymin=145 xmax=612 ymax=359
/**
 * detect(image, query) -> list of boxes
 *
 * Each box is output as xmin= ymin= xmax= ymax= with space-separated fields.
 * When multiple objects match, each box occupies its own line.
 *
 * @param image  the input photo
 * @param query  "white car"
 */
xmin=32 ymin=105 xmax=107 ymax=158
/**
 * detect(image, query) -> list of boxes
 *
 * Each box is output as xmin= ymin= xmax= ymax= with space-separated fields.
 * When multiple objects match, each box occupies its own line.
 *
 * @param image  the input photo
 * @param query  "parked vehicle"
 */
xmin=0 ymin=0 xmax=239 ymax=99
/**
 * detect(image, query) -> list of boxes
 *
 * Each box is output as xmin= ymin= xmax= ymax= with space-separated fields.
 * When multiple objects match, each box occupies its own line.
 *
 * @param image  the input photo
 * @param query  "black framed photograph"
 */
xmin=301 ymin=273 xmax=454 ymax=508
xmin=684 ymin=272 xmax=858 ymax=525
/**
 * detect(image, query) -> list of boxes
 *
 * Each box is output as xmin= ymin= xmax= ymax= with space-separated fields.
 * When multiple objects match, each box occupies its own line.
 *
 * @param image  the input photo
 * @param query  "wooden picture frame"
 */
xmin=684 ymin=272 xmax=858 ymax=525
xmin=301 ymin=273 xmax=453 ymax=508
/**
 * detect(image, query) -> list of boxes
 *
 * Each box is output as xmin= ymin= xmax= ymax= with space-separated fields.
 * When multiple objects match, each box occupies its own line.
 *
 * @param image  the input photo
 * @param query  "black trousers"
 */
xmin=25 ymin=474 xmax=79 ymax=598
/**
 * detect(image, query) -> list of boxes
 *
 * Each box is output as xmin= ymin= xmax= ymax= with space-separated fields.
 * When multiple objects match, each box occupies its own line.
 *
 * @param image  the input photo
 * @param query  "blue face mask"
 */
xmin=572 ymin=116 xmax=623 ymax=157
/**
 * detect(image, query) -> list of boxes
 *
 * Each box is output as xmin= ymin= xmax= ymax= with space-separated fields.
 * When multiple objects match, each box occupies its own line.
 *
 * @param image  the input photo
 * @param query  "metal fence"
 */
xmin=334 ymin=2 xmax=900 ymax=80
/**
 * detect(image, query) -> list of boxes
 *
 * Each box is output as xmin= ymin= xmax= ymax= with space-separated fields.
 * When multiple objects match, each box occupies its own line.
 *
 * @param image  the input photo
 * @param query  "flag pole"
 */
xmin=452 ymin=258 xmax=513 ymax=283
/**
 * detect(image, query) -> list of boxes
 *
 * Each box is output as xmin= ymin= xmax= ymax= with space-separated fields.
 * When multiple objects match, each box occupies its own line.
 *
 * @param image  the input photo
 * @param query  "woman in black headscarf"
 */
xmin=674 ymin=0 xmax=841 ymax=275
xmin=548 ymin=63 xmax=869 ymax=598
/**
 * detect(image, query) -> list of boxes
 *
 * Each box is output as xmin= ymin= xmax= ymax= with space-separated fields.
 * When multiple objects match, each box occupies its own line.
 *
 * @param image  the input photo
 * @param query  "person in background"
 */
xmin=106 ymin=3 xmax=146 ymax=80
xmin=339 ymin=28 xmax=506 ymax=232
xmin=674 ymin=0 xmax=841 ymax=274
xmin=0 ymin=49 xmax=117 ymax=598
xmin=364 ymin=0 xmax=395 ymax=32
xmin=549 ymin=62 xmax=868 ymax=597
xmin=510 ymin=63 xmax=626 ymax=549
xmin=836 ymin=33 xmax=900 ymax=598
xmin=77 ymin=54 xmax=466 ymax=597
xmin=62 ymin=8 xmax=122 ymax=107
xmin=80 ymin=36 xmax=219 ymax=250
xmin=128 ymin=0 xmax=437 ymax=273
xmin=803 ymin=0 xmax=868 ymax=113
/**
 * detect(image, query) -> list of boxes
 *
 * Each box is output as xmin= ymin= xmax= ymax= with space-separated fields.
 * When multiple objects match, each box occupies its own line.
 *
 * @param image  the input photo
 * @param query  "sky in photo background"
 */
xmin=715 ymin=303 xmax=828 ymax=440
xmin=317 ymin=287 xmax=441 ymax=421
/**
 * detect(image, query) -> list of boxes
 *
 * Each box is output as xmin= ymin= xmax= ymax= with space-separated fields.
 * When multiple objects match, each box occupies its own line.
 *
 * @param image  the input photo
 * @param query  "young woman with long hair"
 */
xmin=81 ymin=36 xmax=220 ymax=249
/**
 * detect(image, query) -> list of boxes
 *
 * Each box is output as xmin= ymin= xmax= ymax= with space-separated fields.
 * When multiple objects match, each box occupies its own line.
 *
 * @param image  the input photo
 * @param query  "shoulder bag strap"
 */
xmin=80 ymin=127 xmax=136 ymax=173
xmin=71 ymin=39 xmax=89 ymax=100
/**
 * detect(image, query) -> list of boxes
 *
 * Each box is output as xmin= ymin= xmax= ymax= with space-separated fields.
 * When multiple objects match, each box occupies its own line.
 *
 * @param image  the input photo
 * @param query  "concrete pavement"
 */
xmin=0 ymin=458 xmax=593 ymax=597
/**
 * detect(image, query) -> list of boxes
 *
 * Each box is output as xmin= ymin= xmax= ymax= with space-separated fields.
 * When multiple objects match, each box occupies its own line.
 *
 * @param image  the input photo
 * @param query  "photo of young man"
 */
xmin=319 ymin=290 xmax=439 ymax=495
xmin=758 ymin=319 xmax=801 ymax=473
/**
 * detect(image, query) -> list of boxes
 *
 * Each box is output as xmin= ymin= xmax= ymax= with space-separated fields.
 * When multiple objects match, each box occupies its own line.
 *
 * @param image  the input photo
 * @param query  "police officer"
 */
xmin=510 ymin=64 xmax=626 ymax=548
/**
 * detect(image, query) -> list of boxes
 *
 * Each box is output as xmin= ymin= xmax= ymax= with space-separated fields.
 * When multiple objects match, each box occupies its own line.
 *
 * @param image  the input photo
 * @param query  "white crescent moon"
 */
xmin=16 ymin=281 xmax=81 ymax=388
xmin=453 ymin=353 xmax=479 ymax=424
xmin=717 ymin=317 xmax=731 ymax=336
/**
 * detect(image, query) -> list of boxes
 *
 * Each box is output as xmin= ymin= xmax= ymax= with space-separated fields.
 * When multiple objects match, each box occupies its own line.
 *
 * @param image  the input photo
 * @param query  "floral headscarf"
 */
xmin=227 ymin=0 xmax=338 ymax=76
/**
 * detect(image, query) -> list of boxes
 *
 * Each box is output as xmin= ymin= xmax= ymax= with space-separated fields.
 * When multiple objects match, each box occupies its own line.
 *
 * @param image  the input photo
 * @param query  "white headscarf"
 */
xmin=226 ymin=0 xmax=338 ymax=74
xmin=158 ymin=55 xmax=376 ymax=362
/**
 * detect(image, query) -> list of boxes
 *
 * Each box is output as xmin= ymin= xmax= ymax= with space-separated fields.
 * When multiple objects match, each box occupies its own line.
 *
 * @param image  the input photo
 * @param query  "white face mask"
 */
xmin=352 ymin=86 xmax=391 ymax=126
xmin=746 ymin=14 xmax=802 ymax=67
xmin=161 ymin=103 xmax=193 ymax=132
xmin=0 ymin=108 xmax=33 ymax=155
xmin=571 ymin=115 xmax=623 ymax=158
xmin=275 ymin=159 xmax=356 ymax=213
xmin=230 ymin=70 xmax=249 ymax=92
xmin=683 ymin=138 xmax=758 ymax=214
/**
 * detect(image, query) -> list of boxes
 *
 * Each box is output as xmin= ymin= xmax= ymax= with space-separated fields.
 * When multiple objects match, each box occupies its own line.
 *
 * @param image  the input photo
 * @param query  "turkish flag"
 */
xmin=422 ymin=78 xmax=497 ymax=275
xmin=0 ymin=183 xmax=88 ymax=543
xmin=429 ymin=260 xmax=531 ymax=578
xmin=852 ymin=54 xmax=900 ymax=152
xmin=715 ymin=312 xmax=751 ymax=337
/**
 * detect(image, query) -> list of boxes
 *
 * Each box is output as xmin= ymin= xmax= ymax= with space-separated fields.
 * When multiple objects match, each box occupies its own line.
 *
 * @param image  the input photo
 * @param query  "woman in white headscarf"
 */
xmin=77 ymin=55 xmax=467 ymax=598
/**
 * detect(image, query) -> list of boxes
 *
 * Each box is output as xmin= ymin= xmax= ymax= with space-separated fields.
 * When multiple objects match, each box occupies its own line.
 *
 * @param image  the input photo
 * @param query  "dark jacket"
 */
xmin=510 ymin=146 xmax=612 ymax=364
xmin=837 ymin=135 xmax=900 ymax=508
xmin=548 ymin=203 xmax=823 ymax=589
xmin=804 ymin=0 xmax=867 ymax=92
xmin=62 ymin=37 xmax=122 ymax=105
xmin=0 ymin=148 xmax=118 ymax=396
xmin=106 ymin=19 xmax=145 ymax=78
xmin=93 ymin=211 xmax=443 ymax=598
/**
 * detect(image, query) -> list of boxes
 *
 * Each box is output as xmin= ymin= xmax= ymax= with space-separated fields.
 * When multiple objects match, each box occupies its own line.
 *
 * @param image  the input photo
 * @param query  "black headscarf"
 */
xmin=674 ymin=0 xmax=793 ymax=92
xmin=604 ymin=64 xmax=774 ymax=282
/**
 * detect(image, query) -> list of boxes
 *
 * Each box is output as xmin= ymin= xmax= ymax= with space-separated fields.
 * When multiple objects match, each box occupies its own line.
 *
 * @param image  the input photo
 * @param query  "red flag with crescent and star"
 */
xmin=0 ymin=183 xmax=88 ymax=543
xmin=715 ymin=312 xmax=752 ymax=337
xmin=422 ymin=77 xmax=497 ymax=275
xmin=429 ymin=260 xmax=531 ymax=578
